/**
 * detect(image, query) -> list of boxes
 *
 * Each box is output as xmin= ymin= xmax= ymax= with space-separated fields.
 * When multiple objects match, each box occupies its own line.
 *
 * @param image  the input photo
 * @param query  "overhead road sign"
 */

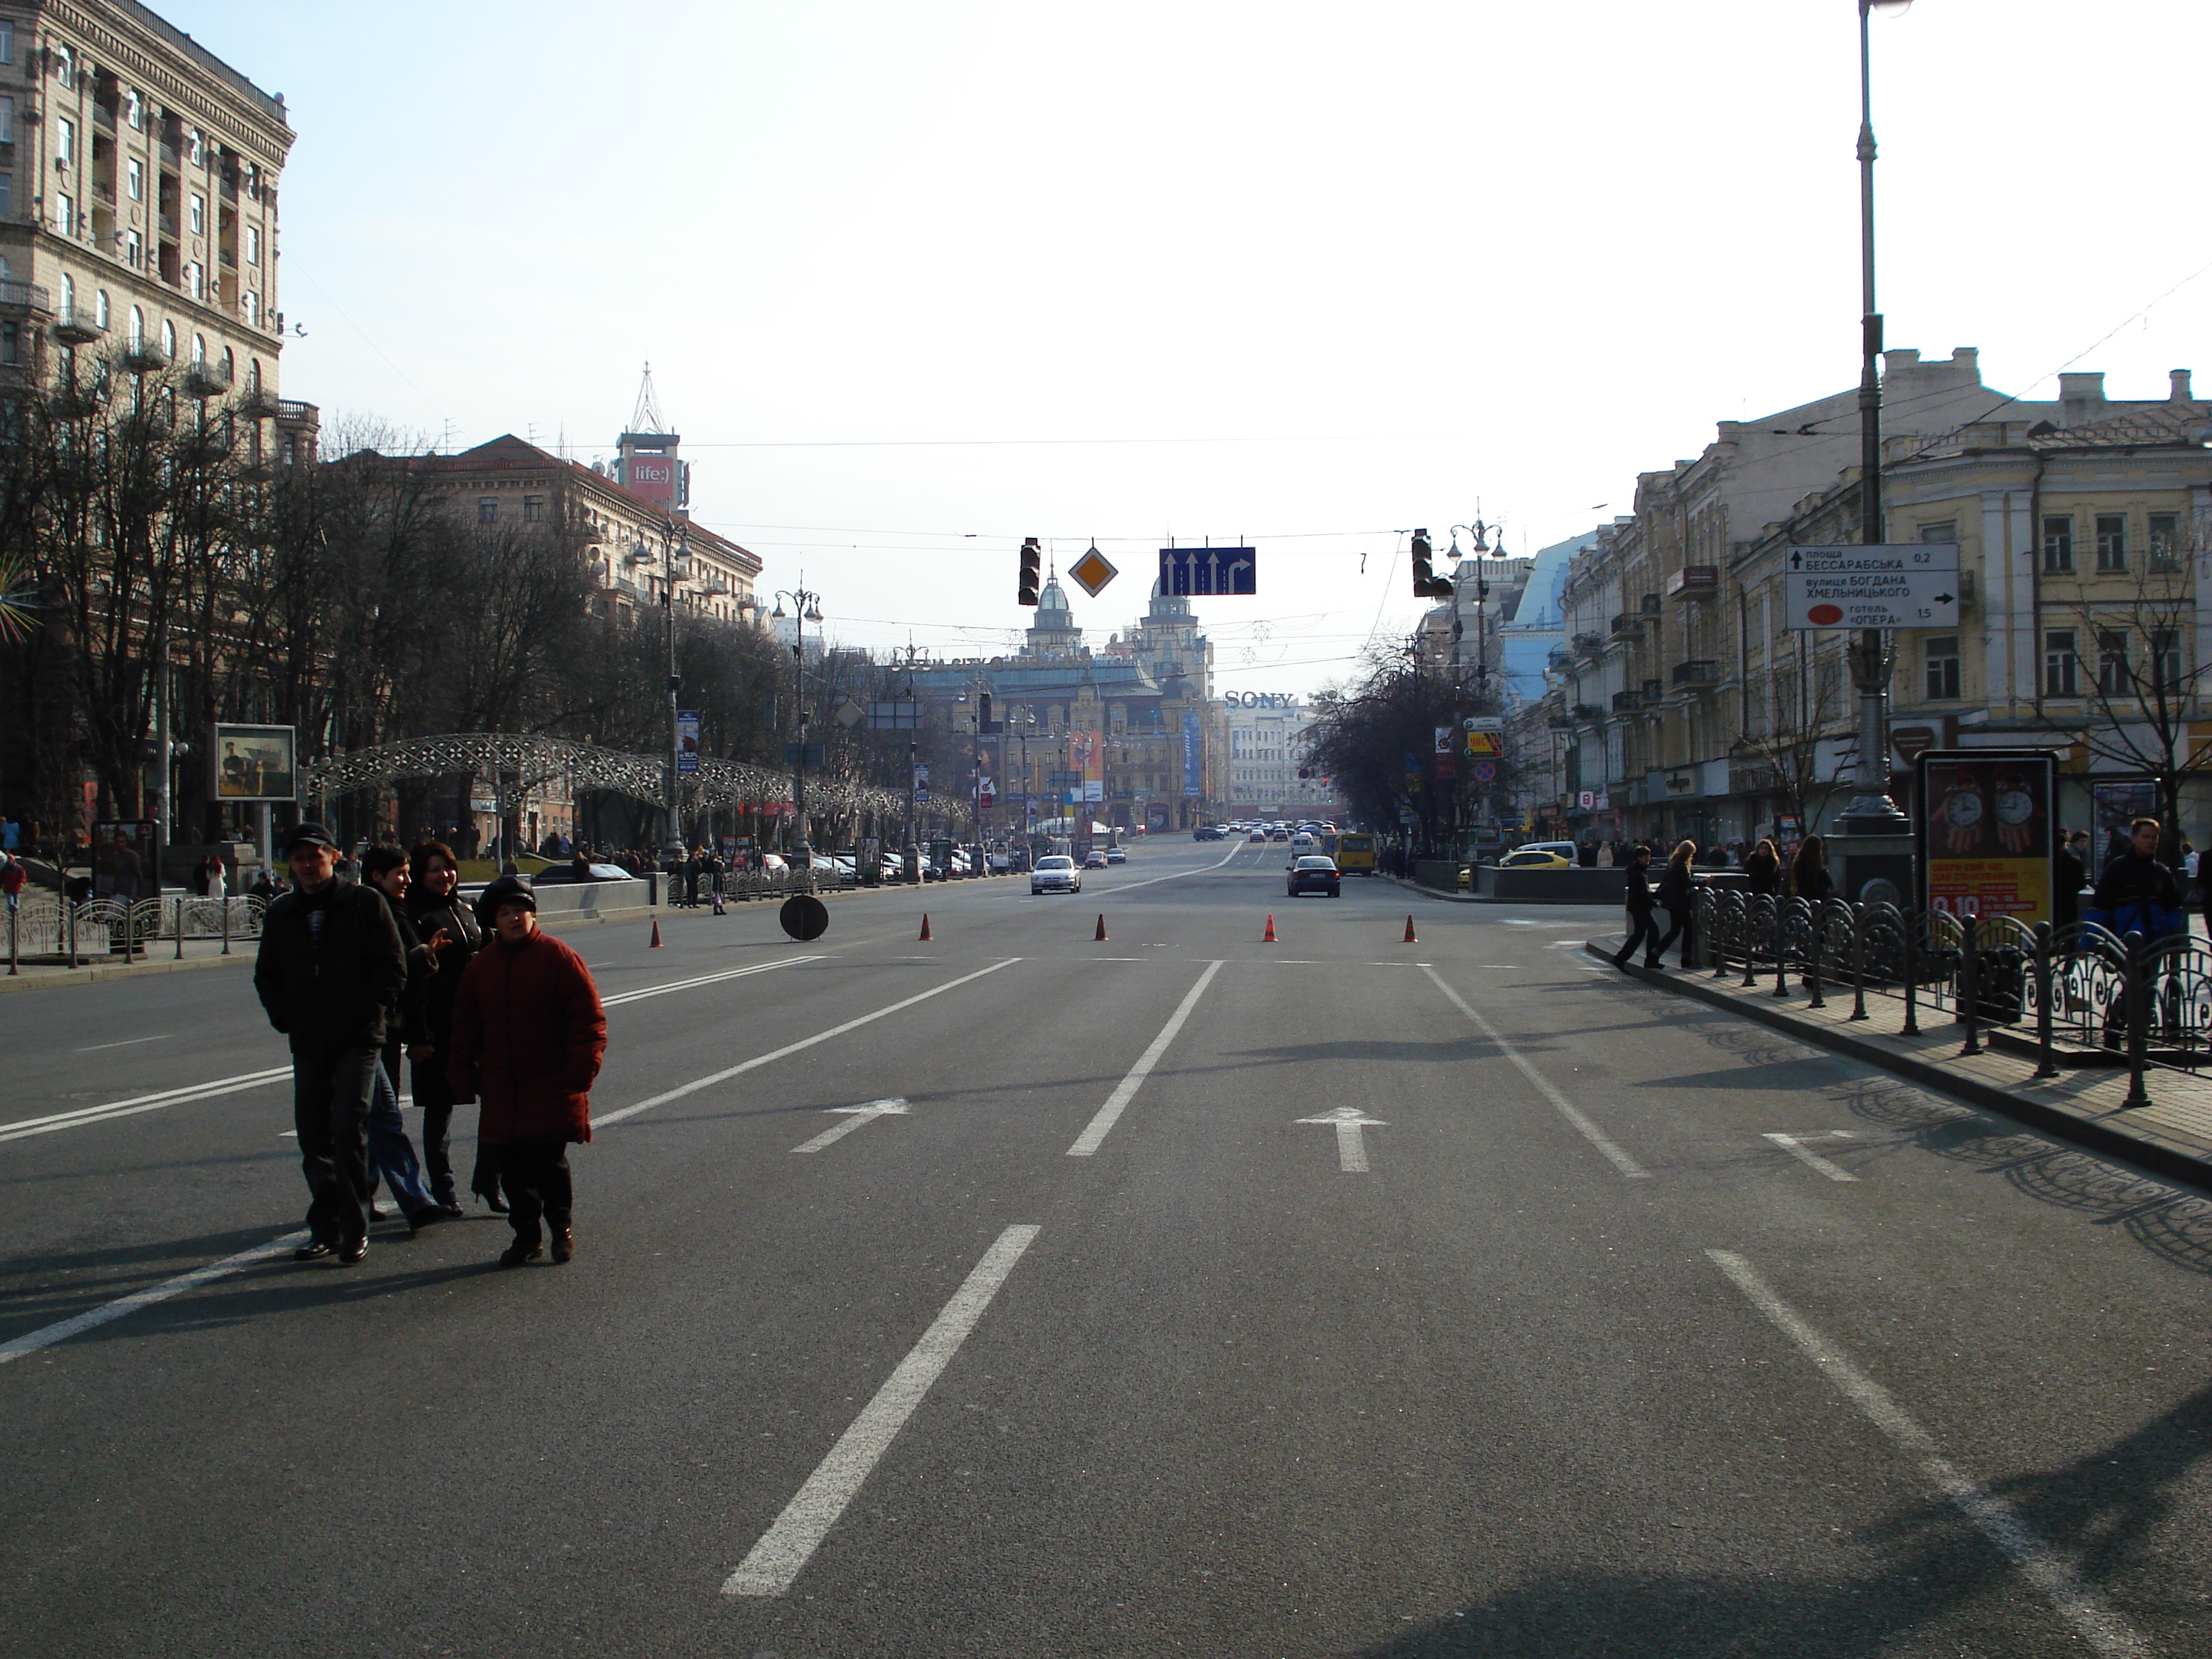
xmin=1787 ymin=542 xmax=1959 ymax=575
xmin=1785 ymin=567 xmax=1960 ymax=631
xmin=1069 ymin=547 xmax=1118 ymax=597
xmin=1159 ymin=546 xmax=1257 ymax=597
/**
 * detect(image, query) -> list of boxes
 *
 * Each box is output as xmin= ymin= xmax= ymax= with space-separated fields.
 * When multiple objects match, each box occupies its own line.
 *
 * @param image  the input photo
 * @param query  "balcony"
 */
xmin=1668 ymin=565 xmax=1719 ymax=599
xmin=1671 ymin=658 xmax=1722 ymax=688
xmin=1547 ymin=714 xmax=1578 ymax=731
xmin=1609 ymin=614 xmax=1644 ymax=639
xmin=92 ymin=104 xmax=117 ymax=134
xmin=52 ymin=308 xmax=106 ymax=345
xmin=1572 ymin=702 xmax=1606 ymax=722
xmin=181 ymin=361 xmax=232 ymax=398
xmin=233 ymin=385 xmax=279 ymax=418
xmin=0 ymin=279 xmax=53 ymax=317
xmin=1570 ymin=631 xmax=1606 ymax=653
xmin=120 ymin=339 xmax=169 ymax=372
xmin=274 ymin=399 xmax=318 ymax=426
xmin=1611 ymin=691 xmax=1644 ymax=714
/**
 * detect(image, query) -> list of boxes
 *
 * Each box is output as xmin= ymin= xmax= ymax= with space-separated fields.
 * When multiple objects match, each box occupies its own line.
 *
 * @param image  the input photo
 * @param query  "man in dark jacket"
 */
xmin=449 ymin=876 xmax=607 ymax=1267
xmin=1611 ymin=845 xmax=1660 ymax=971
xmin=2088 ymin=817 xmax=2184 ymax=939
xmin=2054 ymin=830 xmax=2088 ymax=932
xmin=253 ymin=822 xmax=406 ymax=1264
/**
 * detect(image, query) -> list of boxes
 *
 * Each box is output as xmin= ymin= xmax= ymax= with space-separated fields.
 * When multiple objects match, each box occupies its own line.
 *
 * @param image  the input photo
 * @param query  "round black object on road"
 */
xmin=779 ymin=894 xmax=830 ymax=941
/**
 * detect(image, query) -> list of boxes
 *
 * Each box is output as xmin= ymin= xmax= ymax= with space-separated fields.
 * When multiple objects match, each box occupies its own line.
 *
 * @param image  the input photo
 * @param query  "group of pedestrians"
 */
xmin=253 ymin=823 xmax=606 ymax=1269
xmin=1612 ymin=833 xmax=1833 ymax=972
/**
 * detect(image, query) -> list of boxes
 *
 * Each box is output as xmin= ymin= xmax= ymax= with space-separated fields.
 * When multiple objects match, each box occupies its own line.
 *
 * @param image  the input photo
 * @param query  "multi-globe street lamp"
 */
xmin=768 ymin=583 xmax=824 ymax=853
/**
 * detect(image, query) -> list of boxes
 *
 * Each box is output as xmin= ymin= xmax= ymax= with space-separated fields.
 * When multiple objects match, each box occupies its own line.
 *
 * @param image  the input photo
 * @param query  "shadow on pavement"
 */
xmin=1364 ymin=1385 xmax=2211 ymax=1656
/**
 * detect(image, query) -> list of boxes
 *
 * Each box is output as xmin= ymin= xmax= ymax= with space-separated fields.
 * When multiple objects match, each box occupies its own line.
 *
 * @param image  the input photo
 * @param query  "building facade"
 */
xmin=1 ymin=1 xmax=292 ymax=408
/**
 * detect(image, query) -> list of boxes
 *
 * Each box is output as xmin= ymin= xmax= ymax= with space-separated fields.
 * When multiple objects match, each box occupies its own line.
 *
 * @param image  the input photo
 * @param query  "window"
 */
xmin=55 ymin=192 xmax=73 ymax=235
xmin=189 ymin=194 xmax=204 ymax=235
xmin=56 ymin=117 xmax=74 ymax=167
xmin=125 ymin=228 xmax=141 ymax=269
xmin=125 ymin=90 xmax=142 ymax=131
xmin=246 ymin=225 xmax=260 ymax=266
xmin=186 ymin=130 xmax=204 ymax=167
xmin=0 ymin=95 xmax=13 ymax=144
xmin=1920 ymin=520 xmax=1957 ymax=546
xmin=185 ymin=261 xmax=202 ymax=299
xmin=0 ymin=174 xmax=9 ymax=218
xmin=2098 ymin=630 xmax=2131 ymax=695
xmin=58 ymin=272 xmax=73 ymax=320
xmin=243 ymin=289 xmax=258 ymax=325
xmin=2149 ymin=513 xmax=2182 ymax=572
xmin=53 ymin=47 xmax=72 ymax=89
xmin=94 ymin=289 xmax=107 ymax=328
xmin=1924 ymin=636 xmax=1960 ymax=701
xmin=477 ymin=497 xmax=498 ymax=524
xmin=2153 ymin=629 xmax=2183 ymax=694
xmin=0 ymin=19 xmax=12 ymax=64
xmin=127 ymin=305 xmax=142 ymax=347
xmin=2045 ymin=631 xmax=2077 ymax=697
xmin=160 ymin=319 xmax=175 ymax=359
xmin=191 ymin=332 xmax=205 ymax=365
xmin=0 ymin=322 xmax=17 ymax=366
xmin=127 ymin=157 xmax=143 ymax=202
xmin=523 ymin=495 xmax=545 ymax=523
xmin=2096 ymin=515 xmax=2127 ymax=573
xmin=247 ymin=357 xmax=260 ymax=391
xmin=2042 ymin=516 xmax=2074 ymax=573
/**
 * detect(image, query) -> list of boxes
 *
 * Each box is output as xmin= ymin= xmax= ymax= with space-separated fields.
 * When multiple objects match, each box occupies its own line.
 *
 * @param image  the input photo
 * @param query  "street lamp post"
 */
xmin=770 ymin=583 xmax=824 ymax=853
xmin=1843 ymin=0 xmax=1913 ymax=830
xmin=665 ymin=520 xmax=688 ymax=853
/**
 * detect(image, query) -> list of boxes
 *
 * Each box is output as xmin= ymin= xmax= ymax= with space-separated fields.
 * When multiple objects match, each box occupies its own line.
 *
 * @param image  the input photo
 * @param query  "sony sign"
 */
xmin=1222 ymin=691 xmax=1300 ymax=709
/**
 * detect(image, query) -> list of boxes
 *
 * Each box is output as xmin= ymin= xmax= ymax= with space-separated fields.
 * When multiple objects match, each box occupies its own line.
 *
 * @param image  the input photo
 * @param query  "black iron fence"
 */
xmin=1690 ymin=886 xmax=2212 ymax=1112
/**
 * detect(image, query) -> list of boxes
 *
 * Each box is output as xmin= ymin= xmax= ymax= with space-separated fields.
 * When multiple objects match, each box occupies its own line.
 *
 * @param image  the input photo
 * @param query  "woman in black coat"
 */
xmin=1650 ymin=839 xmax=1699 ymax=968
xmin=1789 ymin=834 xmax=1834 ymax=904
xmin=406 ymin=840 xmax=493 ymax=1210
xmin=1743 ymin=837 xmax=1781 ymax=897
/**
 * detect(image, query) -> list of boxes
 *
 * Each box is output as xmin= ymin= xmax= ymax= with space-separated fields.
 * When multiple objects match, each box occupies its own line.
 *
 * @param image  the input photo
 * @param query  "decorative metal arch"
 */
xmin=299 ymin=732 xmax=906 ymax=820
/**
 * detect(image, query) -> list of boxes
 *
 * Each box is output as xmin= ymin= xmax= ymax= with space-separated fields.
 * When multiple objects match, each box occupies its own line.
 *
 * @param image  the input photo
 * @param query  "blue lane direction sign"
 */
xmin=1159 ymin=546 xmax=1257 ymax=596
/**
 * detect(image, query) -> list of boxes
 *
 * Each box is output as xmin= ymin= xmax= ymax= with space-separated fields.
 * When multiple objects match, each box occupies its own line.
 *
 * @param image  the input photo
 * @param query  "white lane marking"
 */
xmin=596 ymin=959 xmax=1020 ymax=1128
xmin=722 ymin=1223 xmax=1040 ymax=1596
xmin=1423 ymin=966 xmax=1651 ymax=1179
xmin=1297 ymin=1105 xmax=1386 ymax=1173
xmin=791 ymin=1098 xmax=909 ymax=1154
xmin=1084 ymin=845 xmax=1243 ymax=896
xmin=1066 ymin=961 xmax=1224 ymax=1156
xmin=1706 ymin=1249 xmax=2148 ymax=1658
xmin=601 ymin=955 xmax=821 ymax=1007
xmin=1765 ymin=1131 xmax=1860 ymax=1182
xmin=0 ymin=1229 xmax=312 ymax=1367
xmin=0 ymin=1066 xmax=293 ymax=1145
xmin=74 ymin=1034 xmax=173 ymax=1052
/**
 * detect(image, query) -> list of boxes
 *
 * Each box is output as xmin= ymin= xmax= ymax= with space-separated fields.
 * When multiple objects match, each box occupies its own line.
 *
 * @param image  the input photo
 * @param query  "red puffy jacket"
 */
xmin=446 ymin=927 xmax=606 ymax=1146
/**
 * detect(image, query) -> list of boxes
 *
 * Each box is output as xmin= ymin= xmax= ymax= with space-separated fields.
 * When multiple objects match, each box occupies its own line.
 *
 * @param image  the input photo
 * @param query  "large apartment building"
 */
xmin=0 ymin=0 xmax=293 ymax=416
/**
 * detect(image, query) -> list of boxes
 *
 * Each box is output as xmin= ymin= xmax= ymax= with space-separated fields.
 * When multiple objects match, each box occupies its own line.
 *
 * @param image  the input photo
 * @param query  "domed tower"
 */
xmin=1025 ymin=577 xmax=1084 ymax=658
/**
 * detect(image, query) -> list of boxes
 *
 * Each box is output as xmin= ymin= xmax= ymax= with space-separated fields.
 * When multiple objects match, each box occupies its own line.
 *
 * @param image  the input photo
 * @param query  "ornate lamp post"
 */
xmin=769 ymin=583 xmax=824 ymax=852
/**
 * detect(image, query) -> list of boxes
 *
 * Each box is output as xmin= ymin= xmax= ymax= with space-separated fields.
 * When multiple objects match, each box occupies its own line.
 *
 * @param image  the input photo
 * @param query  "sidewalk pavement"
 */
xmin=1584 ymin=932 xmax=2212 ymax=1192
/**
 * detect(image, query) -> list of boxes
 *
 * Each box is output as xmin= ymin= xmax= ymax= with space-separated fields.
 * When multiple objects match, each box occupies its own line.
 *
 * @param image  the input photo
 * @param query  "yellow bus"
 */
xmin=1336 ymin=831 xmax=1377 ymax=875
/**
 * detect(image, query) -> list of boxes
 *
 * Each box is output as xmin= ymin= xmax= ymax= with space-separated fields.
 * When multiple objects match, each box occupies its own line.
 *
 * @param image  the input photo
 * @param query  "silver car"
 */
xmin=1030 ymin=854 xmax=1082 ymax=895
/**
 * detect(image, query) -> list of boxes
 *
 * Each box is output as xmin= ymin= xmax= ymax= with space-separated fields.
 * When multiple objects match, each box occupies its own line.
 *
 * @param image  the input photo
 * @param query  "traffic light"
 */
xmin=1017 ymin=538 xmax=1042 ymax=606
xmin=1411 ymin=528 xmax=1453 ymax=600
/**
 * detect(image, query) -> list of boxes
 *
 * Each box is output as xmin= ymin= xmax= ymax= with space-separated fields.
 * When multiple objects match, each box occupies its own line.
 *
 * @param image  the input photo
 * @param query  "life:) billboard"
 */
xmin=626 ymin=454 xmax=678 ymax=507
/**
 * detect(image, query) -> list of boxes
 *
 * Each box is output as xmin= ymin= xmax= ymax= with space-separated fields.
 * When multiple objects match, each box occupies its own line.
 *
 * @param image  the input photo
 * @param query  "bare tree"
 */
xmin=1732 ymin=637 xmax=1853 ymax=837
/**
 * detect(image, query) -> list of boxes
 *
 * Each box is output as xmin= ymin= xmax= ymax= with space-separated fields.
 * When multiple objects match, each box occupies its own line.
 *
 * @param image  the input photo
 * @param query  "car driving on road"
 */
xmin=1031 ymin=854 xmax=1082 ymax=895
xmin=1287 ymin=854 xmax=1341 ymax=898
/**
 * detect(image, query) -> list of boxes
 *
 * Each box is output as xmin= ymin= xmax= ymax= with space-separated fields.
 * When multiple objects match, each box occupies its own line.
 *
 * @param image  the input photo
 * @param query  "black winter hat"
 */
xmin=480 ymin=874 xmax=537 ymax=914
xmin=282 ymin=821 xmax=338 ymax=853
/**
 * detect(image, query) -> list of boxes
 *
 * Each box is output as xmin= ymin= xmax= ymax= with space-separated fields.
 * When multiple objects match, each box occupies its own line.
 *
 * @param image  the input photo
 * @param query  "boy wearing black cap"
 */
xmin=252 ymin=822 xmax=407 ymax=1264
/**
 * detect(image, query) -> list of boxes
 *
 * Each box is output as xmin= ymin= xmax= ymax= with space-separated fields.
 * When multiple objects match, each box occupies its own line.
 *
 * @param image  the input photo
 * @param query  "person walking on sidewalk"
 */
xmin=1612 ymin=844 xmax=1660 ymax=970
xmin=1789 ymin=834 xmax=1834 ymax=904
xmin=2088 ymin=817 xmax=2183 ymax=940
xmin=1649 ymin=839 xmax=1699 ymax=968
xmin=1743 ymin=837 xmax=1781 ymax=897
xmin=252 ymin=822 xmax=406 ymax=1265
xmin=405 ymin=840 xmax=493 ymax=1212
xmin=448 ymin=877 xmax=606 ymax=1267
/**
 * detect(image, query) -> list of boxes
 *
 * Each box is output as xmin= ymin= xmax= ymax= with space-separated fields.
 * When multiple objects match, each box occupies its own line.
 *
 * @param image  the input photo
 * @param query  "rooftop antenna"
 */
xmin=631 ymin=361 xmax=667 ymax=433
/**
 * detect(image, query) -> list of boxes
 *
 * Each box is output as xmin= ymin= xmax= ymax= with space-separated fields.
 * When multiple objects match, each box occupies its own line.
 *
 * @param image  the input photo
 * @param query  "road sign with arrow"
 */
xmin=1784 ymin=544 xmax=1961 ymax=630
xmin=1159 ymin=546 xmax=1258 ymax=596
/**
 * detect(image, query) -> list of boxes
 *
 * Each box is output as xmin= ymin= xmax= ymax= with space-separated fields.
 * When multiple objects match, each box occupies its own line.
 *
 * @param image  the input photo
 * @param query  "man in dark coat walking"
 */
xmin=1612 ymin=845 xmax=1660 ymax=971
xmin=253 ymin=822 xmax=406 ymax=1264
xmin=448 ymin=877 xmax=607 ymax=1267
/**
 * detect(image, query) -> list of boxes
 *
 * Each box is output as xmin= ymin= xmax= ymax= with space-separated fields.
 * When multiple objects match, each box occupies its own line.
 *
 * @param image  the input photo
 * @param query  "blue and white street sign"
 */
xmin=1159 ymin=546 xmax=1257 ymax=596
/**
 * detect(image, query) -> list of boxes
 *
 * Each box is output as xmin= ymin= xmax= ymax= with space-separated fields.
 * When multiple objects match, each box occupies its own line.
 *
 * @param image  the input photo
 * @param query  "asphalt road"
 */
xmin=3 ymin=838 xmax=2208 ymax=1658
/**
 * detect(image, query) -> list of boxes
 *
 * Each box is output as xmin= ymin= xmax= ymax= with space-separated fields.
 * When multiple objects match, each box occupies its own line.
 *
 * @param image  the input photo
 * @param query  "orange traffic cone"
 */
xmin=649 ymin=919 xmax=662 ymax=948
xmin=1094 ymin=913 xmax=1108 ymax=941
xmin=1403 ymin=914 xmax=1419 ymax=943
xmin=918 ymin=913 xmax=933 ymax=941
xmin=1263 ymin=914 xmax=1277 ymax=943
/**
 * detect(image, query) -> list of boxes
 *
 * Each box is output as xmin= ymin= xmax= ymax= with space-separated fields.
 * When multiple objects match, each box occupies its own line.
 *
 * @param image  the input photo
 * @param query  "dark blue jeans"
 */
xmin=1615 ymin=910 xmax=1660 ymax=965
xmin=363 ymin=1048 xmax=437 ymax=1218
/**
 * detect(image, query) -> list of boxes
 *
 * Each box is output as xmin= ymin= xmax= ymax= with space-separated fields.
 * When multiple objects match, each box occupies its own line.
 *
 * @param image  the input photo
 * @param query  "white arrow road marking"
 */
xmin=723 ymin=1223 xmax=1040 ymax=1596
xmin=1707 ymin=1250 xmax=2147 ymax=1657
xmin=1764 ymin=1131 xmax=1860 ymax=1182
xmin=1297 ymin=1106 xmax=1387 ymax=1172
xmin=0 ymin=1066 xmax=293 ymax=1144
xmin=791 ymin=1098 xmax=909 ymax=1154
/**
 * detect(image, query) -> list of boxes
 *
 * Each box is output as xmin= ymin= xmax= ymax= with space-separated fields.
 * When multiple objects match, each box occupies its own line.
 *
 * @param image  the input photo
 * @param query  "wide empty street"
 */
xmin=3 ymin=839 xmax=2207 ymax=1657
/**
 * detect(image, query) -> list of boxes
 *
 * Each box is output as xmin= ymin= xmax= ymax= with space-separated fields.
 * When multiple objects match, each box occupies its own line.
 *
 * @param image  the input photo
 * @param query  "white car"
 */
xmin=1031 ymin=854 xmax=1082 ymax=895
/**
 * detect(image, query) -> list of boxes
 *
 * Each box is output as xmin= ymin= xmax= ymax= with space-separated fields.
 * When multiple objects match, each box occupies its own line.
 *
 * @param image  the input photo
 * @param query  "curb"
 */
xmin=1581 ymin=940 xmax=2212 ymax=1192
xmin=0 ymin=950 xmax=256 ymax=993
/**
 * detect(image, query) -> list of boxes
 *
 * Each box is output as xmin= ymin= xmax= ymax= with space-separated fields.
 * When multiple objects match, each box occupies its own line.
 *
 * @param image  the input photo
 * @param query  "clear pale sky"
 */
xmin=163 ymin=1 xmax=2212 ymax=698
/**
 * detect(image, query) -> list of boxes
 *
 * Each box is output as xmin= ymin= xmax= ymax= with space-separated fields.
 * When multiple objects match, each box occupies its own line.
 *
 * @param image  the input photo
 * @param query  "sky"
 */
xmin=162 ymin=1 xmax=2212 ymax=699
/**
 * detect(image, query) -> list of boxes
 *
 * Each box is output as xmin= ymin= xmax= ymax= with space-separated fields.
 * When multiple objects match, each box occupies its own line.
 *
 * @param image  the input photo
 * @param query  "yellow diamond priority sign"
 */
xmin=1069 ymin=547 xmax=1118 ymax=597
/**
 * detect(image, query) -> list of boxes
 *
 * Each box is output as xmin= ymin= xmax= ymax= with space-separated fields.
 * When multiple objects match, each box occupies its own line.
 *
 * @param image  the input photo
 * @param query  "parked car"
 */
xmin=1287 ymin=855 xmax=1341 ymax=898
xmin=1496 ymin=848 xmax=1573 ymax=870
xmin=1032 ymin=854 xmax=1082 ymax=895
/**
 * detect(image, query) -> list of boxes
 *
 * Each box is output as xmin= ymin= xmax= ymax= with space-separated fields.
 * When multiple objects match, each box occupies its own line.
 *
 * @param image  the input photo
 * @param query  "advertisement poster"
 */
xmin=912 ymin=762 xmax=929 ymax=804
xmin=676 ymin=710 xmax=701 ymax=773
xmin=91 ymin=819 xmax=158 ymax=901
xmin=1182 ymin=709 xmax=1202 ymax=798
xmin=212 ymin=724 xmax=297 ymax=803
xmin=2090 ymin=778 xmax=2157 ymax=841
xmin=1915 ymin=749 xmax=2059 ymax=924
